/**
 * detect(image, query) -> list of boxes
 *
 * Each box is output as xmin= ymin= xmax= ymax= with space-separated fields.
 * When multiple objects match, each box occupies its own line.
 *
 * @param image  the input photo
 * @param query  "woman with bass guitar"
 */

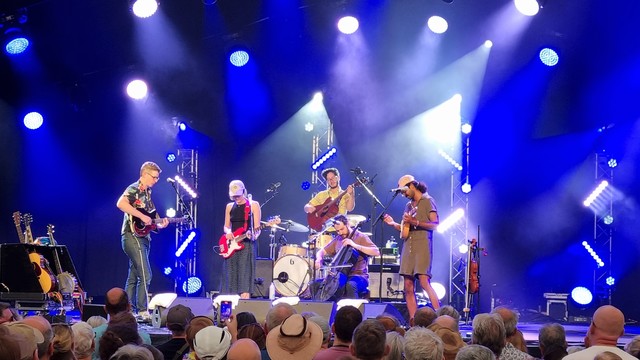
xmin=383 ymin=174 xmax=440 ymax=319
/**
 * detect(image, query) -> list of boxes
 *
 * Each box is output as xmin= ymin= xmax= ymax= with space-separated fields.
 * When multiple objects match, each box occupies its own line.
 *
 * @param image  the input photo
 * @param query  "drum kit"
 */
xmin=265 ymin=214 xmax=369 ymax=298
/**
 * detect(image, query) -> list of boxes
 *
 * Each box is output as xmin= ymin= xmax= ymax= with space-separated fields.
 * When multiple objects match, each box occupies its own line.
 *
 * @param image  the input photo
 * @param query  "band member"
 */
xmin=304 ymin=168 xmax=355 ymax=218
xmin=116 ymin=161 xmax=169 ymax=318
xmin=314 ymin=214 xmax=380 ymax=299
xmin=383 ymin=174 xmax=440 ymax=317
xmin=223 ymin=180 xmax=261 ymax=299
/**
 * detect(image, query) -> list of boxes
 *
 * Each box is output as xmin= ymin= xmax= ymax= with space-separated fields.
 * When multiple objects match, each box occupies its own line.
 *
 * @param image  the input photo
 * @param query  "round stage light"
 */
xmin=570 ymin=286 xmax=593 ymax=306
xmin=23 ymin=112 xmax=44 ymax=130
xmin=461 ymin=183 xmax=472 ymax=194
xmin=427 ymin=16 xmax=448 ymax=34
xmin=514 ymin=0 xmax=539 ymax=16
xmin=461 ymin=123 xmax=472 ymax=134
xmin=5 ymin=37 xmax=29 ymax=55
xmin=126 ymin=79 xmax=148 ymax=100
xmin=337 ymin=16 xmax=359 ymax=35
xmin=484 ymin=40 xmax=493 ymax=48
xmin=431 ymin=282 xmax=447 ymax=300
xmin=182 ymin=277 xmax=203 ymax=295
xmin=132 ymin=0 xmax=158 ymax=18
xmin=539 ymin=48 xmax=559 ymax=66
xmin=229 ymin=50 xmax=250 ymax=67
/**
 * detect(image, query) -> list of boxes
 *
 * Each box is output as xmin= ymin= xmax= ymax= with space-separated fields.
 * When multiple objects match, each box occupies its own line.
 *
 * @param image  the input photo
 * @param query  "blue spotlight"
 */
xmin=337 ymin=16 xmax=359 ymax=35
xmin=182 ymin=276 xmax=202 ymax=295
xmin=570 ymin=286 xmax=593 ymax=306
xmin=23 ymin=112 xmax=44 ymax=130
xmin=539 ymin=48 xmax=559 ymax=67
xmin=603 ymin=215 xmax=613 ymax=225
xmin=461 ymin=123 xmax=472 ymax=134
xmin=229 ymin=50 xmax=250 ymax=67
xmin=427 ymin=16 xmax=448 ymax=34
xmin=581 ymin=241 xmax=605 ymax=267
xmin=607 ymin=158 xmax=617 ymax=168
xmin=163 ymin=267 xmax=172 ymax=276
xmin=166 ymin=152 xmax=176 ymax=163
xmin=4 ymin=28 xmax=30 ymax=55
xmin=126 ymin=79 xmax=148 ymax=100
xmin=176 ymin=121 xmax=187 ymax=132
xmin=606 ymin=276 xmax=615 ymax=286
xmin=132 ymin=0 xmax=158 ymax=18
xmin=461 ymin=183 xmax=472 ymax=194
xmin=311 ymin=147 xmax=337 ymax=170
xmin=301 ymin=181 xmax=311 ymax=190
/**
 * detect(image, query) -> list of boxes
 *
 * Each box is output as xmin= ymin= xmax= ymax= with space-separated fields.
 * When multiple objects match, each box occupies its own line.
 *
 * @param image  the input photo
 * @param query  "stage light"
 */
xmin=458 ymin=244 xmax=469 ymax=254
xmin=174 ymin=175 xmax=198 ymax=198
xmin=132 ymin=0 xmax=158 ymax=18
xmin=305 ymin=122 xmax=314 ymax=132
xmin=437 ymin=149 xmax=463 ymax=171
xmin=539 ymin=48 xmax=559 ymax=66
xmin=484 ymin=40 xmax=493 ymax=49
xmin=583 ymin=180 xmax=609 ymax=207
xmin=607 ymin=158 xmax=617 ymax=168
xmin=165 ymin=208 xmax=176 ymax=218
xmin=176 ymin=121 xmax=187 ymax=131
xmin=23 ymin=112 xmax=43 ymax=130
xmin=337 ymin=16 xmax=359 ymax=35
xmin=570 ymin=286 xmax=593 ymax=306
xmin=437 ymin=208 xmax=465 ymax=233
xmin=175 ymin=230 xmax=199 ymax=257
xmin=163 ymin=267 xmax=172 ymax=276
xmin=182 ymin=276 xmax=202 ymax=295
xmin=4 ymin=27 xmax=30 ymax=55
xmin=581 ymin=241 xmax=605 ymax=268
xmin=301 ymin=181 xmax=311 ymax=190
xmin=461 ymin=123 xmax=472 ymax=134
xmin=603 ymin=215 xmax=613 ymax=225
xmin=313 ymin=92 xmax=323 ymax=103
xmin=229 ymin=50 xmax=250 ymax=67
xmin=126 ymin=79 xmax=148 ymax=100
xmin=514 ymin=0 xmax=539 ymax=16
xmin=311 ymin=147 xmax=337 ymax=170
xmin=430 ymin=282 xmax=446 ymax=300
xmin=606 ymin=276 xmax=615 ymax=286
xmin=166 ymin=152 xmax=176 ymax=163
xmin=427 ymin=16 xmax=448 ymax=34
xmin=461 ymin=183 xmax=472 ymax=194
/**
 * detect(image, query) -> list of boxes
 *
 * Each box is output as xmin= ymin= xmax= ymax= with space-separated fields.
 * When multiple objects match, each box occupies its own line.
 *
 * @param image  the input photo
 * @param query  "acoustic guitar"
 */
xmin=307 ymin=179 xmax=367 ymax=231
xmin=12 ymin=211 xmax=26 ymax=244
xmin=23 ymin=214 xmax=57 ymax=293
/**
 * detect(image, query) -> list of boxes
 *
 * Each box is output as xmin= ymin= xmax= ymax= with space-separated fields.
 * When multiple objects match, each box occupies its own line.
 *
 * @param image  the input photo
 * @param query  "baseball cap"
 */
xmin=166 ymin=304 xmax=194 ymax=331
xmin=229 ymin=180 xmax=246 ymax=198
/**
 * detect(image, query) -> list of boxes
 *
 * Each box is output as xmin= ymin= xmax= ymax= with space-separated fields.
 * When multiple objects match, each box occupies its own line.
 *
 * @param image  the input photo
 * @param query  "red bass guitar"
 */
xmin=218 ymin=217 xmax=280 ymax=259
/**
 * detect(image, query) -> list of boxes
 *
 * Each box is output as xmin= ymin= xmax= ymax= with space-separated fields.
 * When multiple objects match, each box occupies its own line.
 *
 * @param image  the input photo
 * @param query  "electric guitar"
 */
xmin=129 ymin=208 xmax=189 ymax=237
xmin=13 ymin=211 xmax=26 ymax=244
xmin=218 ymin=217 xmax=281 ymax=259
xmin=23 ymin=214 xmax=57 ymax=293
xmin=307 ymin=179 xmax=368 ymax=231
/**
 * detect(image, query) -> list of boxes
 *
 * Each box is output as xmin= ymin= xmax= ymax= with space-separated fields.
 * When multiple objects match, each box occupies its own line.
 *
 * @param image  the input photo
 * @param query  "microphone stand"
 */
xmin=261 ymin=189 xmax=278 ymax=208
xmin=372 ymin=190 xmax=402 ymax=302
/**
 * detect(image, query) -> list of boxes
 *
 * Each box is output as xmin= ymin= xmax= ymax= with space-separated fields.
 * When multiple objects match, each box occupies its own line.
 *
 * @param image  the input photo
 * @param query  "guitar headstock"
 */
xmin=47 ymin=224 xmax=55 ymax=241
xmin=352 ymin=176 xmax=370 ymax=188
xmin=23 ymin=213 xmax=33 ymax=227
xmin=268 ymin=216 xmax=281 ymax=226
xmin=12 ymin=211 xmax=22 ymax=226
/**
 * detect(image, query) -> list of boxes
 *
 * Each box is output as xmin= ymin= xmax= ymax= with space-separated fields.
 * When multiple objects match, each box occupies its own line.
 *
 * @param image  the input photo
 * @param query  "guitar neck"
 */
xmin=153 ymin=217 xmax=183 ymax=224
xmin=13 ymin=213 xmax=25 ymax=244
xmin=24 ymin=225 xmax=35 ymax=244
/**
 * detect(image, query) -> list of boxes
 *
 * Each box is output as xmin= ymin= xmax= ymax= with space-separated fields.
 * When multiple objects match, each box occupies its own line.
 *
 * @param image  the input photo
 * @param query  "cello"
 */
xmin=314 ymin=228 xmax=360 ymax=301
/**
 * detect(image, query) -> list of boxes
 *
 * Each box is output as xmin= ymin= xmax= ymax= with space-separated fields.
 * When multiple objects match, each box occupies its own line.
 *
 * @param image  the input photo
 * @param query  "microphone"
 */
xmin=167 ymin=178 xmax=176 ymax=183
xmin=267 ymin=182 xmax=281 ymax=192
xmin=350 ymin=167 xmax=364 ymax=174
xmin=389 ymin=186 xmax=408 ymax=193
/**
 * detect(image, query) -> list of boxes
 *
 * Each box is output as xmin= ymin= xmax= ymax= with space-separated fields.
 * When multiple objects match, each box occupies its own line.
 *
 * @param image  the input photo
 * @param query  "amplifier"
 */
xmin=368 ymin=265 xmax=404 ymax=300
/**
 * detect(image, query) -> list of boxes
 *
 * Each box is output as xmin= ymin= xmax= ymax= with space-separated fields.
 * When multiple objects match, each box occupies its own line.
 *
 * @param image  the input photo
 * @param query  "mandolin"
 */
xmin=400 ymin=204 xmax=417 ymax=240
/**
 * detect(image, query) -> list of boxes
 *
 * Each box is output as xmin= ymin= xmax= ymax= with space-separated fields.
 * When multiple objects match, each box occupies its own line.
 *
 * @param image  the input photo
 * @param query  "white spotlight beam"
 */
xmin=174 ymin=175 xmax=198 ymax=199
xmin=437 ymin=208 xmax=465 ymax=233
xmin=582 ymin=180 xmax=609 ymax=207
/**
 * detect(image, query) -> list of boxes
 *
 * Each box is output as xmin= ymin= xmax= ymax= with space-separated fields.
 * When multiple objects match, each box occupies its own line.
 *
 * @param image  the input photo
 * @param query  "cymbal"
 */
xmin=346 ymin=214 xmax=367 ymax=227
xmin=281 ymin=219 xmax=309 ymax=232
xmin=260 ymin=221 xmax=284 ymax=230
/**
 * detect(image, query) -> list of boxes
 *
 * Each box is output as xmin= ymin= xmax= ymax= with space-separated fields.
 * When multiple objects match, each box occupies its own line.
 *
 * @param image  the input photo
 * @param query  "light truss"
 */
xmin=174 ymin=149 xmax=198 ymax=293
xmin=593 ymin=152 xmax=613 ymax=303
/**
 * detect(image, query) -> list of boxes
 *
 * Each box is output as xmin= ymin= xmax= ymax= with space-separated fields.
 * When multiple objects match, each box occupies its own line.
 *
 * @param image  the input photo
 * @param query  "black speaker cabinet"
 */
xmin=253 ymin=258 xmax=273 ymax=298
xmin=294 ymin=301 xmax=336 ymax=324
xmin=82 ymin=304 xmax=108 ymax=322
xmin=362 ymin=303 xmax=408 ymax=327
xmin=152 ymin=296 xmax=215 ymax=328
xmin=0 ymin=244 xmax=82 ymax=294
xmin=368 ymin=264 xmax=404 ymax=300
xmin=233 ymin=299 xmax=273 ymax=325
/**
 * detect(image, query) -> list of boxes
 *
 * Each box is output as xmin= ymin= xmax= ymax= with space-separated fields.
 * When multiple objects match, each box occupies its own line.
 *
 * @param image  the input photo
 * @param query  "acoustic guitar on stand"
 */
xmin=217 ymin=217 xmax=281 ymax=259
xmin=129 ymin=208 xmax=189 ymax=237
xmin=23 ymin=214 xmax=57 ymax=293
xmin=12 ymin=211 xmax=26 ymax=244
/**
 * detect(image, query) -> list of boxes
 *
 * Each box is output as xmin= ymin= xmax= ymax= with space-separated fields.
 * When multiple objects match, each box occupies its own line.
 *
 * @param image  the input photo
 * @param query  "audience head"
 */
xmin=2 ymin=321 xmax=45 ymax=360
xmin=333 ymin=305 xmax=363 ymax=343
xmin=594 ymin=351 xmax=624 ymax=360
xmin=351 ymin=319 xmax=388 ymax=360
xmin=434 ymin=315 xmax=459 ymax=333
xmin=455 ymin=344 xmax=496 ymax=360
xmin=186 ymin=316 xmax=215 ymax=350
xmin=140 ymin=344 xmax=164 ymax=360
xmin=0 ymin=331 xmax=21 ymax=359
xmin=428 ymin=322 xmax=466 ymax=360
xmin=538 ymin=323 xmax=566 ymax=356
xmin=51 ymin=323 xmax=75 ymax=360
xmin=86 ymin=316 xmax=107 ymax=329
xmin=238 ymin=322 xmax=266 ymax=349
xmin=264 ymin=303 xmax=296 ymax=334
xmin=22 ymin=315 xmax=54 ymax=359
xmin=166 ymin=304 xmax=195 ymax=334
xmin=588 ymin=305 xmax=625 ymax=345
xmin=404 ymin=326 xmax=444 ymax=360
xmin=385 ymin=331 xmax=406 ymax=360
xmin=624 ymin=335 xmax=640 ymax=358
xmin=308 ymin=315 xmax=331 ymax=348
xmin=104 ymin=288 xmax=130 ymax=316
xmin=235 ymin=311 xmax=258 ymax=329
xmin=227 ymin=338 xmax=261 ymax=360
xmin=0 ymin=302 xmax=16 ymax=324
xmin=99 ymin=321 xmax=143 ymax=360
xmin=437 ymin=306 xmax=461 ymax=323
xmin=109 ymin=344 xmax=153 ymax=360
xmin=71 ymin=322 xmax=95 ymax=359
xmin=193 ymin=326 xmax=232 ymax=360
xmin=266 ymin=314 xmax=323 ymax=360
xmin=491 ymin=307 xmax=519 ymax=338
xmin=471 ymin=313 xmax=506 ymax=358
xmin=414 ymin=306 xmax=437 ymax=328
xmin=376 ymin=314 xmax=405 ymax=336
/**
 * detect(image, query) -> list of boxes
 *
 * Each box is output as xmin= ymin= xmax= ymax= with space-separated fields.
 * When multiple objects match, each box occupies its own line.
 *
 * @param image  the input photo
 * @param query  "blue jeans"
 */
xmin=121 ymin=232 xmax=151 ymax=312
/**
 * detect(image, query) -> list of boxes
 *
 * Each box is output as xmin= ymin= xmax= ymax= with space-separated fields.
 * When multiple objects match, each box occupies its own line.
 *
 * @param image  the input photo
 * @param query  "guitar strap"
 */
xmin=243 ymin=197 xmax=251 ymax=232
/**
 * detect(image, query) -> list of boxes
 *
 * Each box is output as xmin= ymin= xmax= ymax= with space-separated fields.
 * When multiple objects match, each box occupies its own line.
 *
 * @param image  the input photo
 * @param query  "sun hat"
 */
xmin=266 ymin=314 xmax=323 ymax=360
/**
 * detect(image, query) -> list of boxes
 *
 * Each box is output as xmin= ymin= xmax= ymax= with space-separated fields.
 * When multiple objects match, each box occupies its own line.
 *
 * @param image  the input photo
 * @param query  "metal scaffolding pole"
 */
xmin=174 ymin=149 xmax=198 ymax=294
xmin=593 ymin=152 xmax=613 ymax=304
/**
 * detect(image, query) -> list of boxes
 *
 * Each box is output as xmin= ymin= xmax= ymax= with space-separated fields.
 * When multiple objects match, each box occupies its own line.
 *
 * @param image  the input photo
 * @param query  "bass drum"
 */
xmin=272 ymin=255 xmax=310 ymax=296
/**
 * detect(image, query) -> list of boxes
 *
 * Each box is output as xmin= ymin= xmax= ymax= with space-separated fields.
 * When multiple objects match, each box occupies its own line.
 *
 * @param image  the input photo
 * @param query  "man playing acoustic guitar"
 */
xmin=304 ymin=168 xmax=355 ymax=230
xmin=116 ymin=161 xmax=169 ymax=320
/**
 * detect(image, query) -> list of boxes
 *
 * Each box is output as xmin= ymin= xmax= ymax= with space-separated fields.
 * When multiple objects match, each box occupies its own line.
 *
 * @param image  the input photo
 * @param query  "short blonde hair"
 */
xmin=72 ymin=322 xmax=95 ymax=358
xmin=140 ymin=161 xmax=162 ymax=176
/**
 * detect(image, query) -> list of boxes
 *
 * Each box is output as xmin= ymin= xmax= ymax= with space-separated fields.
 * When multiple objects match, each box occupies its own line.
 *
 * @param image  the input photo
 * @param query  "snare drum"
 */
xmin=317 ymin=234 xmax=334 ymax=249
xmin=273 ymin=255 xmax=311 ymax=296
xmin=278 ymin=245 xmax=307 ymax=258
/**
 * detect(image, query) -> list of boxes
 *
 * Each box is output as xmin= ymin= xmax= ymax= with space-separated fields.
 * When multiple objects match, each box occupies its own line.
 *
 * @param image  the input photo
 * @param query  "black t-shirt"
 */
xmin=156 ymin=337 xmax=189 ymax=360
